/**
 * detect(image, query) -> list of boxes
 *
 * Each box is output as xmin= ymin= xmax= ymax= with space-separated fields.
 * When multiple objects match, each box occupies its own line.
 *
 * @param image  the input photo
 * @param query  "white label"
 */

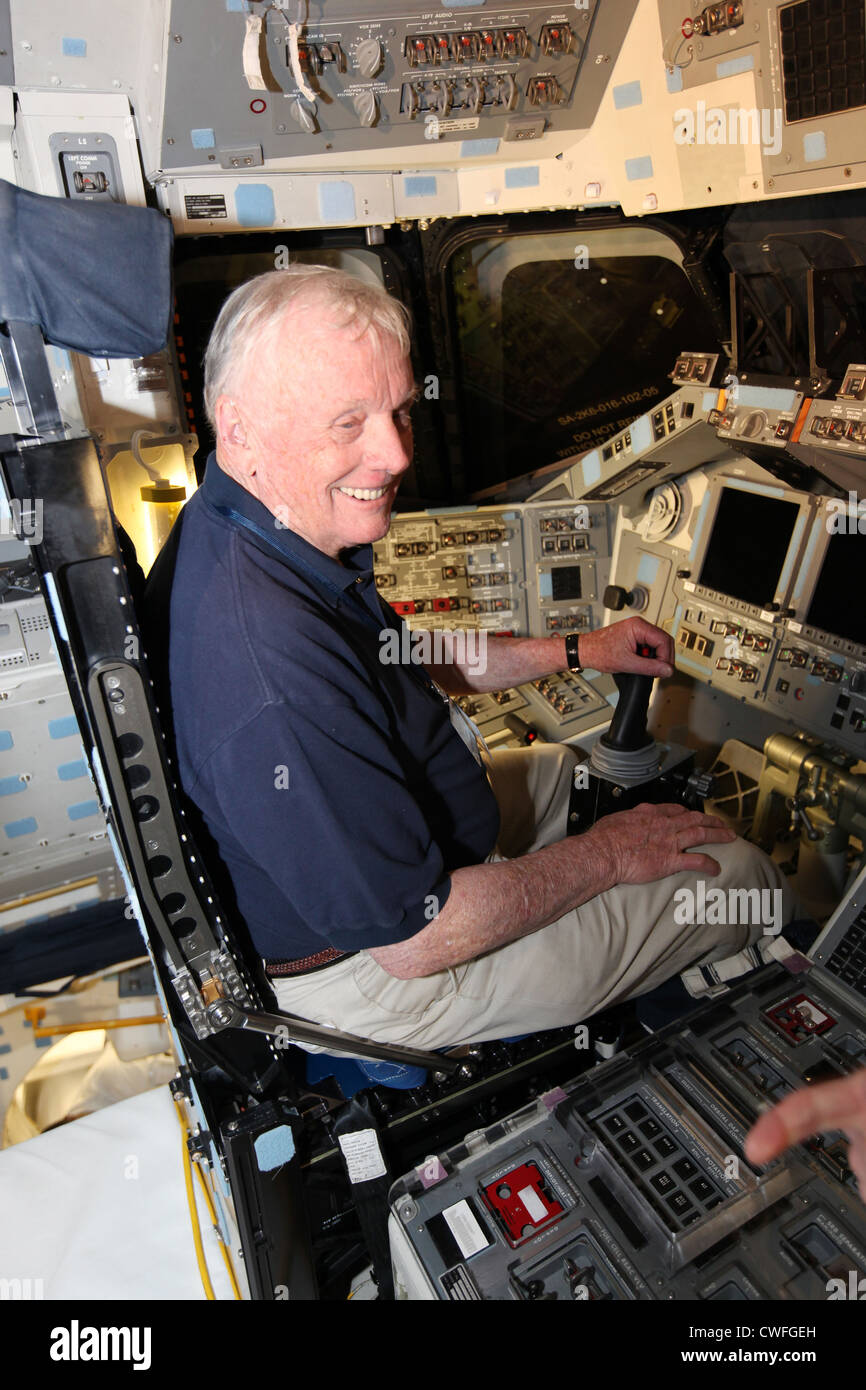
xmin=683 ymin=581 xmax=695 ymax=592
xmin=518 ymin=1184 xmax=548 ymax=1224
xmin=799 ymin=1002 xmax=829 ymax=1027
xmin=443 ymin=1199 xmax=490 ymax=1258
xmin=338 ymin=1129 xmax=387 ymax=1183
xmin=789 ymin=621 xmax=802 ymax=633
xmin=759 ymin=610 xmax=777 ymax=624
xmin=436 ymin=117 xmax=481 ymax=132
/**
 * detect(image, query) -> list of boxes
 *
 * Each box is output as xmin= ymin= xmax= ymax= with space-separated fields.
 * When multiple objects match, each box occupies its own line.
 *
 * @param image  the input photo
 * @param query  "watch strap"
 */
xmin=565 ymin=632 xmax=582 ymax=672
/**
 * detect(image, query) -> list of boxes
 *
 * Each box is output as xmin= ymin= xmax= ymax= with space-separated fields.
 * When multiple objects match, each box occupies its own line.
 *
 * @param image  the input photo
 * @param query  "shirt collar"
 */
xmin=201 ymin=452 xmax=375 ymax=602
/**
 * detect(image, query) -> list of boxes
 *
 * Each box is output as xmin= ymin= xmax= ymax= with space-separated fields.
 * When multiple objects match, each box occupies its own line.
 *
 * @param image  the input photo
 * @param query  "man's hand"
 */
xmin=580 ymin=617 xmax=674 ymax=680
xmin=745 ymin=1068 xmax=866 ymax=1196
xmin=586 ymin=802 xmax=737 ymax=883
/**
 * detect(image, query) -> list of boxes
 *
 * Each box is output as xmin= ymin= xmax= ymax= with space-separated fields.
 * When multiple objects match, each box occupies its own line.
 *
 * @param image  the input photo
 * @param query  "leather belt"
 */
xmin=264 ymin=947 xmax=356 ymax=977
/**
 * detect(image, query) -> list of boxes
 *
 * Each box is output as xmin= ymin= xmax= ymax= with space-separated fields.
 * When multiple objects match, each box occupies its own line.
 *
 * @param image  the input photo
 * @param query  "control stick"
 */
xmin=590 ymin=643 xmax=660 ymax=781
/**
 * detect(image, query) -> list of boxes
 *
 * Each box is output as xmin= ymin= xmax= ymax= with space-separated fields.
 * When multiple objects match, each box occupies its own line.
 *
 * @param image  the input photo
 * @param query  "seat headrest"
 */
xmin=0 ymin=178 xmax=173 ymax=358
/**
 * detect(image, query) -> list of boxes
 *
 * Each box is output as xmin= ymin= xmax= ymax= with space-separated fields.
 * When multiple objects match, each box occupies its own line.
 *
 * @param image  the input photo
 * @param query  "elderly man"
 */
xmin=163 ymin=264 xmax=794 ymax=1050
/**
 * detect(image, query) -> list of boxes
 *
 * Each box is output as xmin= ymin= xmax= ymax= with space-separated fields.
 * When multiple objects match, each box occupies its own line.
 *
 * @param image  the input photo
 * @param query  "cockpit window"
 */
xmin=447 ymin=226 xmax=722 ymax=494
xmin=174 ymin=243 xmax=387 ymax=465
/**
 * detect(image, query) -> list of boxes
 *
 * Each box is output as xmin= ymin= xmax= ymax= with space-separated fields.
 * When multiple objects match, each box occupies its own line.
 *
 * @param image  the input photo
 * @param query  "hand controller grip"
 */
xmin=600 ymin=644 xmax=656 ymax=753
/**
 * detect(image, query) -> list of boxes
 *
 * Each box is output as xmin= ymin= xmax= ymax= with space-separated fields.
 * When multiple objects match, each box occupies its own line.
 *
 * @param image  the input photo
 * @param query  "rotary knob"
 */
xmin=352 ymin=89 xmax=378 ymax=127
xmin=356 ymin=37 xmax=383 ymax=79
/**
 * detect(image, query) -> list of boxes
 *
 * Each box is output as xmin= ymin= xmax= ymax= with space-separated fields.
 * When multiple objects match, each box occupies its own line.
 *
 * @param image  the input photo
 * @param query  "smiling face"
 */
xmin=214 ymin=304 xmax=416 ymax=559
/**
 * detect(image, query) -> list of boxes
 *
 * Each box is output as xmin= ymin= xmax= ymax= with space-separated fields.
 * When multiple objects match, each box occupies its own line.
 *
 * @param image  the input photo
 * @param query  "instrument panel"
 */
xmin=389 ymin=957 xmax=866 ymax=1301
xmin=159 ymin=0 xmax=637 ymax=172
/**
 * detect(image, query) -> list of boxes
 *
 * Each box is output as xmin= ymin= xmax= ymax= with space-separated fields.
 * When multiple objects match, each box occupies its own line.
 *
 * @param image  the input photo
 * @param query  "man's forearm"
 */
xmin=367 ymin=830 xmax=617 ymax=979
xmin=426 ymin=633 xmax=568 ymax=694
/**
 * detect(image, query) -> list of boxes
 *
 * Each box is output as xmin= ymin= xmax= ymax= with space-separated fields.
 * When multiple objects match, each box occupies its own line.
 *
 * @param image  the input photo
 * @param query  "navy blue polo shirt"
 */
xmin=167 ymin=455 xmax=500 ymax=961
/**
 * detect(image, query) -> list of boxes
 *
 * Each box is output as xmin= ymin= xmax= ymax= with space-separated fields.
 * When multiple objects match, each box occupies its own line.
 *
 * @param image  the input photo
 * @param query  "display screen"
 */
xmin=551 ymin=565 xmax=583 ymax=601
xmin=699 ymin=488 xmax=800 ymax=607
xmin=806 ymin=531 xmax=866 ymax=647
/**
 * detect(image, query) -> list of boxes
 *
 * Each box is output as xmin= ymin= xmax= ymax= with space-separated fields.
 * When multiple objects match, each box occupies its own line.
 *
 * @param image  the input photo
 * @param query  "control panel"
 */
xmin=0 ymin=532 xmax=117 ymax=908
xmin=374 ymin=500 xmax=612 ymax=639
xmin=389 ymin=957 xmax=866 ymax=1301
xmin=159 ymin=1 xmax=638 ymax=170
xmin=452 ymin=670 xmax=611 ymax=750
xmin=560 ymin=369 xmax=733 ymax=508
xmin=787 ymin=370 xmax=866 ymax=495
xmin=602 ymin=440 xmax=866 ymax=757
xmin=373 ymin=500 xmax=615 ymax=745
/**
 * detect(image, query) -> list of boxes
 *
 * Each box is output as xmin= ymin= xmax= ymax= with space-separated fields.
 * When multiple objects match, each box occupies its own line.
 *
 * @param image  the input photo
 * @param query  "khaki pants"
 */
xmin=272 ymin=744 xmax=797 ymax=1049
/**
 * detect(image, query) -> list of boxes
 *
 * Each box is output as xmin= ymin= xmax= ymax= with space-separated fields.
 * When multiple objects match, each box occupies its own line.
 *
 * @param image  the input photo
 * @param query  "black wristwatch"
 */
xmin=564 ymin=632 xmax=583 ymax=673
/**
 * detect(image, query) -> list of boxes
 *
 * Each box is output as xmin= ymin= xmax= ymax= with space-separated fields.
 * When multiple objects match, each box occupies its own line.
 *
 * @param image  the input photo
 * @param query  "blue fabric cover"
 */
xmin=0 ymin=178 xmax=173 ymax=358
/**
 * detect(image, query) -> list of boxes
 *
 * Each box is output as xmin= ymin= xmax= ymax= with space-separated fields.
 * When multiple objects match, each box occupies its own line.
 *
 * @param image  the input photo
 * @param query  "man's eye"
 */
xmin=336 ymin=418 xmax=363 ymax=432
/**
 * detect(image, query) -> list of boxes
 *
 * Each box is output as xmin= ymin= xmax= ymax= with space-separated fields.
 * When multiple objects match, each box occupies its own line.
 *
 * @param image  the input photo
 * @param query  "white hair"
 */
xmin=203 ymin=264 xmax=412 ymax=429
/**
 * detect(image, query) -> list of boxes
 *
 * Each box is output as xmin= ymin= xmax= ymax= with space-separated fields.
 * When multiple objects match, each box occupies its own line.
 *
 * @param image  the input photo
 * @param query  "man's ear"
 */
xmin=214 ymin=397 xmax=248 ymax=450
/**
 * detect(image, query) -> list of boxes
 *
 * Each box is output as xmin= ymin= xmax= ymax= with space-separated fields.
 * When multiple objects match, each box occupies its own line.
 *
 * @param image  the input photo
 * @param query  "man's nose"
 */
xmin=367 ymin=414 xmax=412 ymax=474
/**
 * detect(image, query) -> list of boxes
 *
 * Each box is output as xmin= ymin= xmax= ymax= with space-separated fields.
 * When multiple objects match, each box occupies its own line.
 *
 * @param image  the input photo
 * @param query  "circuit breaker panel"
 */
xmin=374 ymin=499 xmax=617 ymax=746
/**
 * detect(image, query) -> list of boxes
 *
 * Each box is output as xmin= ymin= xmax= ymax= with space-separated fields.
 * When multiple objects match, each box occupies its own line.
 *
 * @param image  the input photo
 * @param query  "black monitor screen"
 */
xmin=551 ymin=566 xmax=583 ymax=601
xmin=699 ymin=489 xmax=800 ymax=607
xmin=806 ymin=531 xmax=866 ymax=648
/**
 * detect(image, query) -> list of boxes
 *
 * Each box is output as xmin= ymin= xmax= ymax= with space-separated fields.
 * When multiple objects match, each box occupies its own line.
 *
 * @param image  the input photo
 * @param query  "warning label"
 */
xmin=184 ymin=193 xmax=227 ymax=220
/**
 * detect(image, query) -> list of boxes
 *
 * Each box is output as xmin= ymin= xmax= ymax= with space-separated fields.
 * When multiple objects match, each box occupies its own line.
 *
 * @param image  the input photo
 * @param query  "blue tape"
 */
xmin=4 ymin=817 xmax=37 ymax=838
xmin=318 ymin=180 xmax=356 ymax=222
xmin=613 ymin=81 xmax=642 ymax=110
xmin=191 ymin=128 xmax=216 ymax=150
xmin=61 ymin=38 xmax=87 ymax=58
xmin=722 ymin=477 xmax=786 ymax=498
xmin=665 ymin=67 xmax=683 ymax=94
xmin=505 ymin=165 xmax=539 ymax=189
xmin=235 ymin=184 xmax=275 ymax=227
xmin=66 ymin=800 xmax=99 ymax=821
xmin=636 ymin=553 xmax=660 ymax=584
xmin=778 ymin=512 xmax=807 ymax=595
xmin=254 ymin=1124 xmax=295 ymax=1171
xmin=48 ymin=717 xmax=78 ymax=740
xmin=734 ymin=385 xmax=798 ymax=411
xmin=460 ymin=138 xmax=499 ymax=157
xmin=581 ymin=450 xmax=601 ymax=486
xmin=625 ymin=155 xmax=653 ymax=181
xmin=0 ymin=777 xmax=26 ymax=797
xmin=689 ymin=493 xmax=711 ymax=562
xmin=57 ymin=760 xmax=88 ymax=781
xmin=716 ymin=54 xmax=754 ymax=78
xmin=403 ymin=175 xmax=437 ymax=198
xmin=0 ymin=731 xmax=12 ymax=751
xmin=803 ymin=131 xmax=827 ymax=162
xmin=630 ymin=415 xmax=653 ymax=454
